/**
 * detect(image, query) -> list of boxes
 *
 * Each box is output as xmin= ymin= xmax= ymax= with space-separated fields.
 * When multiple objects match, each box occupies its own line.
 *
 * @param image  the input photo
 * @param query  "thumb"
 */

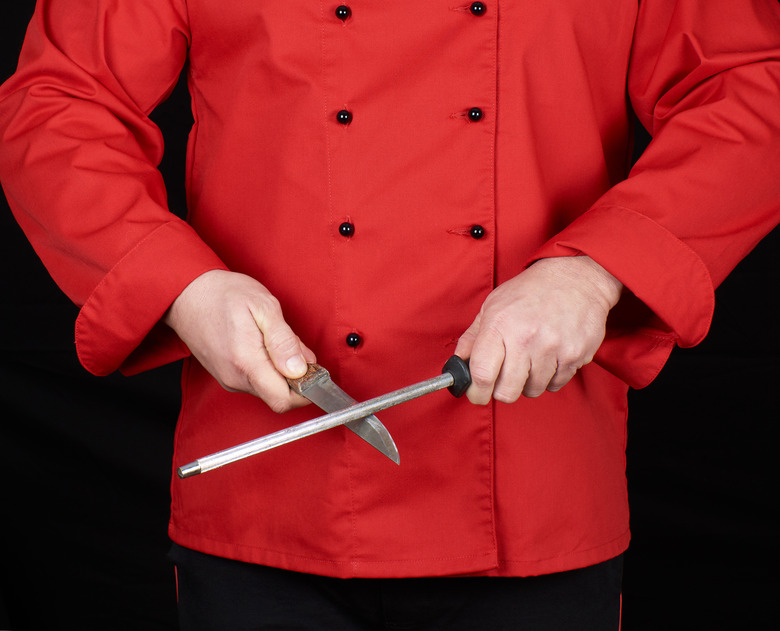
xmin=250 ymin=304 xmax=310 ymax=379
xmin=268 ymin=326 xmax=310 ymax=379
xmin=454 ymin=313 xmax=481 ymax=361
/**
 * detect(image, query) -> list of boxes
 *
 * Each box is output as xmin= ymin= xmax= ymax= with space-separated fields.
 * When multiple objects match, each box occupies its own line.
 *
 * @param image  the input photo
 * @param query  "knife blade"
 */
xmin=287 ymin=363 xmax=400 ymax=464
xmin=177 ymin=356 xmax=470 ymax=478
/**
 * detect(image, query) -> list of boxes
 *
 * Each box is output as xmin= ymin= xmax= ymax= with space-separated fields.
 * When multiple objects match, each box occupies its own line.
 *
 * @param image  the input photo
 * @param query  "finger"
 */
xmin=248 ymin=368 xmax=312 ymax=414
xmin=453 ymin=313 xmax=481 ymax=361
xmin=521 ymin=356 xmax=558 ymax=398
xmin=546 ymin=362 xmax=579 ymax=393
xmin=221 ymin=341 xmax=310 ymax=413
xmin=464 ymin=328 xmax=507 ymax=406
xmin=491 ymin=353 xmax=531 ymax=404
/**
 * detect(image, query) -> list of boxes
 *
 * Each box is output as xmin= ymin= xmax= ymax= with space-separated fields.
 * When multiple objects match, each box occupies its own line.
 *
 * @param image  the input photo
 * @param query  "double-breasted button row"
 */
xmin=331 ymin=4 xmax=488 ymax=350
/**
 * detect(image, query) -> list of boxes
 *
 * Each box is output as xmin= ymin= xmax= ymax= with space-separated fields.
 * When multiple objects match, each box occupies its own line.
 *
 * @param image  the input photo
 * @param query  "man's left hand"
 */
xmin=454 ymin=256 xmax=623 ymax=403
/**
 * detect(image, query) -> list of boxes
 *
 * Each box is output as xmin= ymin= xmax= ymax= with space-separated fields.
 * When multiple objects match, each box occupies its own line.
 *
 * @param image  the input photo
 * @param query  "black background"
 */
xmin=1 ymin=2 xmax=777 ymax=629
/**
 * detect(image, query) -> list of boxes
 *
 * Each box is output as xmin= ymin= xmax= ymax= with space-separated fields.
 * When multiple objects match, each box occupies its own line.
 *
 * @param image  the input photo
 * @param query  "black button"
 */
xmin=470 ymin=225 xmax=485 ymax=239
xmin=468 ymin=107 xmax=483 ymax=122
xmin=337 ymin=109 xmax=353 ymax=125
xmin=470 ymin=2 xmax=486 ymax=16
xmin=346 ymin=333 xmax=362 ymax=348
xmin=335 ymin=5 xmax=351 ymax=21
xmin=339 ymin=222 xmax=354 ymax=237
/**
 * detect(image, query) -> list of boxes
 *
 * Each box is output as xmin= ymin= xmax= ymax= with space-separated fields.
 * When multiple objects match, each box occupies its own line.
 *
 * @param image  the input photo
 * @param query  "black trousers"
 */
xmin=170 ymin=544 xmax=623 ymax=631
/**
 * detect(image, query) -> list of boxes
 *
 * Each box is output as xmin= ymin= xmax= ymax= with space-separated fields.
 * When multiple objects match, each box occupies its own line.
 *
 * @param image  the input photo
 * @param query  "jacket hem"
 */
xmin=168 ymin=524 xmax=499 ymax=579
xmin=167 ymin=525 xmax=630 ymax=579
xmin=479 ymin=529 xmax=631 ymax=578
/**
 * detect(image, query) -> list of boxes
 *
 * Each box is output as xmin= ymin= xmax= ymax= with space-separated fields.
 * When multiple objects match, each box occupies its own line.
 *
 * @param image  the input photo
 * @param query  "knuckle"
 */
xmin=493 ymin=388 xmax=520 ymax=404
xmin=469 ymin=364 xmax=496 ymax=388
xmin=483 ymin=311 xmax=518 ymax=343
xmin=221 ymin=371 xmax=251 ymax=395
xmin=208 ymin=354 xmax=252 ymax=393
xmin=560 ymin=339 xmax=585 ymax=361
xmin=251 ymin=294 xmax=283 ymax=326
xmin=547 ymin=375 xmax=572 ymax=393
xmin=245 ymin=370 xmax=294 ymax=413
xmin=258 ymin=291 xmax=282 ymax=311
xmin=533 ymin=328 xmax=561 ymax=354
xmin=268 ymin=397 xmax=292 ymax=415
xmin=265 ymin=329 xmax=299 ymax=356
xmin=467 ymin=390 xmax=492 ymax=406
xmin=219 ymin=376 xmax=242 ymax=392
xmin=555 ymin=359 xmax=579 ymax=379
xmin=510 ymin=323 xmax=542 ymax=353
xmin=522 ymin=378 xmax=547 ymax=398
xmin=522 ymin=370 xmax=552 ymax=399
xmin=214 ymin=374 xmax=240 ymax=393
xmin=229 ymin=354 xmax=254 ymax=379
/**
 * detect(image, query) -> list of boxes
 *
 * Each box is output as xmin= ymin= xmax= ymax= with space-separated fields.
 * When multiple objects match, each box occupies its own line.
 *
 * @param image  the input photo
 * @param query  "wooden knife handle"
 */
xmin=286 ymin=363 xmax=329 ymax=395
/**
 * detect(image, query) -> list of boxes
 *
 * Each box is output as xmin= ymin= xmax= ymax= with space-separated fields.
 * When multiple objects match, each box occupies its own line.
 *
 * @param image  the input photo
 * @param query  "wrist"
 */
xmin=577 ymin=256 xmax=623 ymax=308
xmin=531 ymin=256 xmax=623 ymax=309
xmin=163 ymin=269 xmax=225 ymax=332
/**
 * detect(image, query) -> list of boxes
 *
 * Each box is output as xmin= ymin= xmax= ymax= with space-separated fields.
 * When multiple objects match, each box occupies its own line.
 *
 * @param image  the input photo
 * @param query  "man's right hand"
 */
xmin=163 ymin=269 xmax=316 ymax=414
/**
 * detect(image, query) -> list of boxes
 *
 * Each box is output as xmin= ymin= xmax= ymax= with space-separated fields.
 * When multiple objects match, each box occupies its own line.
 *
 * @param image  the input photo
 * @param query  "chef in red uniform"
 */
xmin=1 ymin=1 xmax=779 ymax=629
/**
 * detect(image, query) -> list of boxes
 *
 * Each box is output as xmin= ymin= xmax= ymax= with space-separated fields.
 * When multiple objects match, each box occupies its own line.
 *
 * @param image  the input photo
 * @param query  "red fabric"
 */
xmin=1 ymin=0 xmax=778 ymax=578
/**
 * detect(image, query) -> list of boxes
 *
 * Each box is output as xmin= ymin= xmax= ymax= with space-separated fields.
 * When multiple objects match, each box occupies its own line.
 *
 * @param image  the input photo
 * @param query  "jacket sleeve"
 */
xmin=0 ymin=0 xmax=228 ymax=376
xmin=529 ymin=0 xmax=780 ymax=388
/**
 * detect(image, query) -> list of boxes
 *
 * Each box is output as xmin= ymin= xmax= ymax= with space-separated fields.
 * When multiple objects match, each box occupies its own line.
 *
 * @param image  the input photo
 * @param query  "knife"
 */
xmin=286 ymin=363 xmax=400 ymax=464
xmin=177 ymin=356 xmax=470 ymax=478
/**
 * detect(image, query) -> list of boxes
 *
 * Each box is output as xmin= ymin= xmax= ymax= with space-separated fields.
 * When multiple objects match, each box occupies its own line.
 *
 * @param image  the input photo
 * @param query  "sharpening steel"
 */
xmin=177 ymin=355 xmax=470 ymax=478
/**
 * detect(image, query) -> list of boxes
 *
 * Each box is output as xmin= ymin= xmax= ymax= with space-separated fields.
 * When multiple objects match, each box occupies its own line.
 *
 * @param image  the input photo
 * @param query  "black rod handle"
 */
xmin=442 ymin=355 xmax=471 ymax=397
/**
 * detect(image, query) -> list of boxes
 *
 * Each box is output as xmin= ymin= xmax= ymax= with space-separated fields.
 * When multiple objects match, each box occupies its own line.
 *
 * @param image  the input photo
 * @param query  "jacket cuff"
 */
xmin=75 ymin=220 xmax=228 ymax=376
xmin=527 ymin=204 xmax=715 ymax=388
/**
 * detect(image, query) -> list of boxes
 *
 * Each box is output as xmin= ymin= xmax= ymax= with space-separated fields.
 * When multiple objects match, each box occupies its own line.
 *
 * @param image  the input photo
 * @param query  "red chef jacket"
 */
xmin=1 ymin=0 xmax=779 ymax=578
